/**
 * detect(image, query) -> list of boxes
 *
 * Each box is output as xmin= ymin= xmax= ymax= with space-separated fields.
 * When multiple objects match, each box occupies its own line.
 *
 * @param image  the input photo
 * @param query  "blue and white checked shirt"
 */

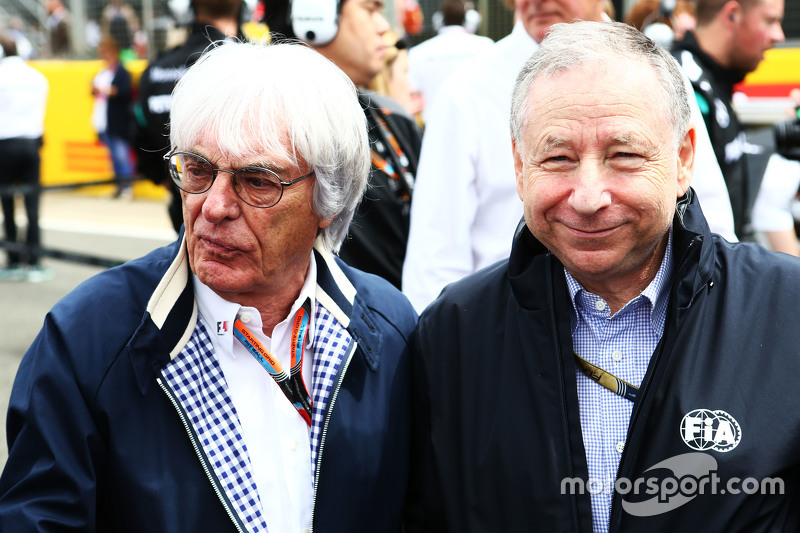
xmin=566 ymin=228 xmax=673 ymax=533
xmin=160 ymin=256 xmax=351 ymax=533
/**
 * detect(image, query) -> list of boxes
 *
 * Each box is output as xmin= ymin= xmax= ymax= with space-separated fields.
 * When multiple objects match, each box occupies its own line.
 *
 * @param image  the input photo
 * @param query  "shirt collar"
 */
xmin=565 ymin=226 xmax=674 ymax=333
xmin=193 ymin=252 xmax=318 ymax=349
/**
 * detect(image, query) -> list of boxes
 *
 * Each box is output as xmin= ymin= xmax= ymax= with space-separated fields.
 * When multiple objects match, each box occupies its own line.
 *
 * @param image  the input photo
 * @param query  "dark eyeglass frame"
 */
xmin=164 ymin=150 xmax=315 ymax=209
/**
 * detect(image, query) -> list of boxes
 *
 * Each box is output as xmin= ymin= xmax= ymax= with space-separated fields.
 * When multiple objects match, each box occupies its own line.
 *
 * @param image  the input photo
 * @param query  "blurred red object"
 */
xmin=402 ymin=0 xmax=424 ymax=35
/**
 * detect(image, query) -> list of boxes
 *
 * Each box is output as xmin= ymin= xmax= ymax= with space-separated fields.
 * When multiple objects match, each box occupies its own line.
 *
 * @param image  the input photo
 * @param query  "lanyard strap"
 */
xmin=233 ymin=299 xmax=313 ymax=425
xmin=574 ymin=352 xmax=638 ymax=402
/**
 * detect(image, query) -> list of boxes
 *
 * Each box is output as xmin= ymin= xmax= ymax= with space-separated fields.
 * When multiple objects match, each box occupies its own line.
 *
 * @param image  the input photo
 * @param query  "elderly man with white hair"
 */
xmin=0 ymin=40 xmax=417 ymax=533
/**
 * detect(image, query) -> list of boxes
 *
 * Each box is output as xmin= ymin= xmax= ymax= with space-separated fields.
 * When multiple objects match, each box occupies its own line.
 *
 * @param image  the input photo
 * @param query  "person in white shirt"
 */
xmin=406 ymin=0 xmax=494 ymax=123
xmin=402 ymin=0 xmax=737 ymax=313
xmin=0 ymin=35 xmax=50 ymax=282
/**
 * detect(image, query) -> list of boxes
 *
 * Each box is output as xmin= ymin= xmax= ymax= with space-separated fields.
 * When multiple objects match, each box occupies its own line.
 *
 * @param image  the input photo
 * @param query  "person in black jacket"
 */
xmin=133 ymin=0 xmax=241 ymax=231
xmin=671 ymin=0 xmax=785 ymax=240
xmin=263 ymin=0 xmax=422 ymax=289
xmin=406 ymin=20 xmax=800 ymax=532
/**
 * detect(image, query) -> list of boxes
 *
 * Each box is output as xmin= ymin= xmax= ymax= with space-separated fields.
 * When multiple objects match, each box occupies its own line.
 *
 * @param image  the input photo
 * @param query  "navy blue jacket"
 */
xmin=407 ymin=190 xmax=800 ymax=532
xmin=0 ymin=236 xmax=417 ymax=532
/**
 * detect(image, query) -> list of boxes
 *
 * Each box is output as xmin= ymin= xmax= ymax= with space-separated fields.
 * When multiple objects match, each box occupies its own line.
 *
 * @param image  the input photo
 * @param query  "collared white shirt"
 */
xmin=407 ymin=25 xmax=494 ymax=124
xmin=0 ymin=56 xmax=48 ymax=140
xmin=193 ymin=255 xmax=318 ymax=533
xmin=567 ymin=228 xmax=674 ymax=533
xmin=402 ymin=21 xmax=536 ymax=313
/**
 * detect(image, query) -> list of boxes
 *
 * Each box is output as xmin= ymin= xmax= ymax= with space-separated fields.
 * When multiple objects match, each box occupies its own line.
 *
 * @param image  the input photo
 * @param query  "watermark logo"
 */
xmin=561 ymin=453 xmax=785 ymax=517
xmin=680 ymin=409 xmax=741 ymax=452
xmin=621 ymin=452 xmax=716 ymax=516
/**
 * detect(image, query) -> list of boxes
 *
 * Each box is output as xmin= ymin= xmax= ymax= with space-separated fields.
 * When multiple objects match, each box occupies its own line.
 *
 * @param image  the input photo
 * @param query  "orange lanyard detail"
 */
xmin=233 ymin=299 xmax=313 ymax=425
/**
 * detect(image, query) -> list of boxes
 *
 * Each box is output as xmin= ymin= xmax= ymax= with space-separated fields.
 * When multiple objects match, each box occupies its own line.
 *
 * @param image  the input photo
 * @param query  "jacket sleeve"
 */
xmin=403 ymin=310 xmax=448 ymax=532
xmin=0 ymin=313 xmax=106 ymax=532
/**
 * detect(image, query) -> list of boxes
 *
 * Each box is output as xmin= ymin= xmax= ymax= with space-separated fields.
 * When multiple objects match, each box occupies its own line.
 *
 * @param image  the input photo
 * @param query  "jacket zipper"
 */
xmin=545 ymin=254 xmax=581 ymax=531
xmin=157 ymin=376 xmax=245 ymax=533
xmin=309 ymin=340 xmax=358 ymax=532
xmin=607 ymin=236 xmax=700 ymax=532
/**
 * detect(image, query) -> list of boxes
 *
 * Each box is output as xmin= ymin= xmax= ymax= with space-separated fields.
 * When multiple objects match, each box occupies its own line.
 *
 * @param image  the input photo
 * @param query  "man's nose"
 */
xmin=201 ymin=171 xmax=241 ymax=219
xmin=567 ymin=163 xmax=612 ymax=214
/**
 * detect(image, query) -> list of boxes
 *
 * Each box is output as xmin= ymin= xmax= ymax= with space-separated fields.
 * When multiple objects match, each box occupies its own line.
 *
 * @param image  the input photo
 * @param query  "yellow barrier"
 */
xmin=30 ymin=58 xmax=167 ymax=200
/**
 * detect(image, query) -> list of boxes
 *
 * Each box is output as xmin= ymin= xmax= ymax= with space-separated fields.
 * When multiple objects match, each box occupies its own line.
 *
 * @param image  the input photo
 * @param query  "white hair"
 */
xmin=170 ymin=39 xmax=370 ymax=253
xmin=510 ymin=21 xmax=691 ymax=151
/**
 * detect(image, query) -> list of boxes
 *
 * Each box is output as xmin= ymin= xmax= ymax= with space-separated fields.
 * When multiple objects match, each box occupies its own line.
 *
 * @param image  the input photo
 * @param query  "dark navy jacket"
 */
xmin=407 ymin=190 xmax=800 ymax=532
xmin=0 ymin=236 xmax=417 ymax=532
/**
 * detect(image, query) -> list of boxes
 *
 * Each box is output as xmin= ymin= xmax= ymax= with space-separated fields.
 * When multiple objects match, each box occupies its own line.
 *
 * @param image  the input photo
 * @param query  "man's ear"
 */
xmin=677 ymin=126 xmax=696 ymax=197
xmin=513 ymin=138 xmax=526 ymax=202
xmin=722 ymin=0 xmax=741 ymax=26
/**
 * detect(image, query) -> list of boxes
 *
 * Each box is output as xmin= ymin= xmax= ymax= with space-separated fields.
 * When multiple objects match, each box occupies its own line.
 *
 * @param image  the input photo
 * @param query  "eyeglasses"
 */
xmin=165 ymin=151 xmax=315 ymax=209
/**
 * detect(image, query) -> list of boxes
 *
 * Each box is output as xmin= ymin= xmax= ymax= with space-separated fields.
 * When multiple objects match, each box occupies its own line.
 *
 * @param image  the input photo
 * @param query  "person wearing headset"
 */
xmin=263 ymin=0 xmax=423 ymax=291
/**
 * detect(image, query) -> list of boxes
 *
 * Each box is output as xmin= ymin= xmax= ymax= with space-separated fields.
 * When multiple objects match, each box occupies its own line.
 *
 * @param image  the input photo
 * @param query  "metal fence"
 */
xmin=1 ymin=0 xmax=799 ymax=63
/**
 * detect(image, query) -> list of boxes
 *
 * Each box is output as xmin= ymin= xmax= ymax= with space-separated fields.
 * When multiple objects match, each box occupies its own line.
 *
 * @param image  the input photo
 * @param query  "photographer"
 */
xmin=751 ymin=90 xmax=800 ymax=256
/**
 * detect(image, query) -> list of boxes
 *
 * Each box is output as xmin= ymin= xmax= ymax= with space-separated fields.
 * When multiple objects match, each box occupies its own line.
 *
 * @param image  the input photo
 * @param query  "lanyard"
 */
xmin=233 ymin=299 xmax=313 ymax=425
xmin=574 ymin=352 xmax=638 ymax=402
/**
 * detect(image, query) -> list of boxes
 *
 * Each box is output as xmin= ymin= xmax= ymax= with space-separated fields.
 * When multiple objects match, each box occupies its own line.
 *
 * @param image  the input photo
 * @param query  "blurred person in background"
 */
xmin=0 ymin=40 xmax=416 ymax=532
xmin=401 ymin=0 xmax=736 ymax=313
xmin=91 ymin=35 xmax=134 ymax=199
xmin=100 ymin=0 xmax=141 ymax=58
xmin=625 ymin=0 xmax=697 ymax=45
xmin=749 ymin=89 xmax=800 ymax=256
xmin=7 ymin=17 xmax=36 ymax=60
xmin=406 ymin=0 xmax=493 ymax=124
xmin=134 ymin=0 xmax=242 ymax=233
xmin=264 ymin=0 xmax=423 ymax=290
xmin=672 ymin=0 xmax=785 ymax=240
xmin=368 ymin=30 xmax=422 ymax=119
xmin=44 ymin=0 xmax=71 ymax=57
xmin=0 ymin=35 xmax=51 ymax=283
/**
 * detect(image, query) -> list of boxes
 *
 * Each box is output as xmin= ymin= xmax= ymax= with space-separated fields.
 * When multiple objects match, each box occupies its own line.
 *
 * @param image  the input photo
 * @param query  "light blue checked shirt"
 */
xmin=566 ymin=227 xmax=673 ymax=533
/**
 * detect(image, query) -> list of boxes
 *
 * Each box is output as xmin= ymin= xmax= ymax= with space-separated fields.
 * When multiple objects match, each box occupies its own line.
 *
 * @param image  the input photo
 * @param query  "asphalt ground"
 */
xmin=0 ymin=189 xmax=177 ymax=470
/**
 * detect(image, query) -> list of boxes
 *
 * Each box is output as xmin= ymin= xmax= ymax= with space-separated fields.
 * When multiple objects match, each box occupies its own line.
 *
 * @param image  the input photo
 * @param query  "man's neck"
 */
xmin=694 ymin=24 xmax=732 ymax=70
xmin=195 ymin=17 xmax=238 ymax=37
xmin=571 ymin=234 xmax=670 ymax=316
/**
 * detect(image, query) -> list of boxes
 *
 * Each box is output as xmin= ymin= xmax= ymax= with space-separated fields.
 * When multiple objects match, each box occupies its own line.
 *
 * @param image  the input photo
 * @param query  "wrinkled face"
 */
xmin=316 ymin=0 xmax=390 ymax=87
xmin=514 ymin=60 xmax=694 ymax=293
xmin=729 ymin=0 xmax=784 ymax=73
xmin=515 ymin=0 xmax=604 ymax=43
xmin=181 ymin=133 xmax=330 ymax=304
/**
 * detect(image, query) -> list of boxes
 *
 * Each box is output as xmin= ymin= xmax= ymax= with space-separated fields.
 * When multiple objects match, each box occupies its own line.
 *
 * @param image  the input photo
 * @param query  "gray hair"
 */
xmin=510 ymin=21 xmax=691 ymax=151
xmin=170 ymin=39 xmax=370 ymax=253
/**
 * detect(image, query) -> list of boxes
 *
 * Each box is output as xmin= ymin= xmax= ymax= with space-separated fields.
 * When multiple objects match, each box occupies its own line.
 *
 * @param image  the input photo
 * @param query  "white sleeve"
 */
xmin=751 ymin=154 xmax=800 ymax=232
xmin=680 ymin=69 xmax=738 ymax=242
xmin=402 ymin=83 xmax=480 ymax=313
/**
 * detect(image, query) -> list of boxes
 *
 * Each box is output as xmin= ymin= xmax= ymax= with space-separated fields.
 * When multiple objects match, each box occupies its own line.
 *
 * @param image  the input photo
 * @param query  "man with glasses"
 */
xmin=0 ymin=41 xmax=417 ymax=533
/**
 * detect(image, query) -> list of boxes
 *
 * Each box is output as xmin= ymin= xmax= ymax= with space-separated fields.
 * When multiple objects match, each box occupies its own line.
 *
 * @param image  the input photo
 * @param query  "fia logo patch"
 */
xmin=680 ymin=409 xmax=741 ymax=452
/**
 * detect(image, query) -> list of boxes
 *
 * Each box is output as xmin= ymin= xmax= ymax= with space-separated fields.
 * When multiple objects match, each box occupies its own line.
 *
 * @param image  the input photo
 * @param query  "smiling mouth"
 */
xmin=564 ymin=224 xmax=619 ymax=238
